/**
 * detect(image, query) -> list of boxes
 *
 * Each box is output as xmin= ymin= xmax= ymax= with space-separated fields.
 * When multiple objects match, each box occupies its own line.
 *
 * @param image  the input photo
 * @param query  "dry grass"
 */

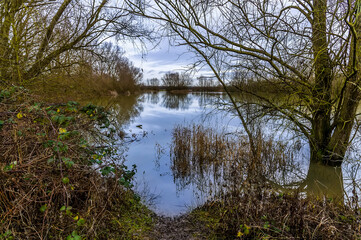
xmin=171 ymin=124 xmax=296 ymax=192
xmin=191 ymin=191 xmax=360 ymax=239
xmin=0 ymin=87 xmax=152 ymax=239
xmin=170 ymin=124 xmax=361 ymax=239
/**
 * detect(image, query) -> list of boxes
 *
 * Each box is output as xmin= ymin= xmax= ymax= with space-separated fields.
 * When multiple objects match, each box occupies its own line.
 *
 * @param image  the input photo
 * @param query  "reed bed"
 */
xmin=171 ymin=124 xmax=297 ymax=193
xmin=170 ymin=124 xmax=361 ymax=239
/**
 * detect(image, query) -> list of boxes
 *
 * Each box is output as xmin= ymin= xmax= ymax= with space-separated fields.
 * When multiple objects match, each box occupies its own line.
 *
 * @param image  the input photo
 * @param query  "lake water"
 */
xmin=115 ymin=92 xmax=243 ymax=215
xmin=92 ymin=92 xmax=361 ymax=216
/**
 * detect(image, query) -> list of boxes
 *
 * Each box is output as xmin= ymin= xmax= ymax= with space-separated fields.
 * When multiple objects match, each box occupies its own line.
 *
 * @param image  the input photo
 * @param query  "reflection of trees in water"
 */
xmin=192 ymin=92 xmax=218 ymax=107
xmin=303 ymin=162 xmax=344 ymax=201
xmin=144 ymin=92 xmax=160 ymax=105
xmin=111 ymin=95 xmax=143 ymax=127
xmin=170 ymin=124 xmax=303 ymax=198
xmin=88 ymin=94 xmax=144 ymax=128
xmin=162 ymin=92 xmax=192 ymax=110
xmin=170 ymin=124 xmax=349 ymax=202
xmin=143 ymin=91 xmax=228 ymax=110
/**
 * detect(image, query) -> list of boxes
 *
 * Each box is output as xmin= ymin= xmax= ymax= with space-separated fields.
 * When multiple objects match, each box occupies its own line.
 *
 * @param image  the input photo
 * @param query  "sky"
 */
xmin=122 ymin=38 xmax=212 ymax=83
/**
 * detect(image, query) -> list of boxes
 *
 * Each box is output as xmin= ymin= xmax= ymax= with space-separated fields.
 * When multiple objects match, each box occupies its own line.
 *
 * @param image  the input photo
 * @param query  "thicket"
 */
xmin=191 ymin=191 xmax=360 ymax=239
xmin=0 ymin=87 xmax=152 ymax=239
xmin=32 ymin=42 xmax=143 ymax=100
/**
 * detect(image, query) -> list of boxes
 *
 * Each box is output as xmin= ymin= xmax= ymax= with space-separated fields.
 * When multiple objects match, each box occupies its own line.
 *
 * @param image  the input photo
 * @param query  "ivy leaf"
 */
xmin=62 ymin=177 xmax=70 ymax=184
xmin=77 ymin=218 xmax=86 ymax=226
xmin=40 ymin=204 xmax=47 ymax=213
xmin=101 ymin=166 xmax=114 ymax=176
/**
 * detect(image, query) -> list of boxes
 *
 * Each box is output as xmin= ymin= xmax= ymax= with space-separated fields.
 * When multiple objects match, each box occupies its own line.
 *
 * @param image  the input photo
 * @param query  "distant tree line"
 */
xmin=197 ymin=75 xmax=217 ymax=88
xmin=161 ymin=72 xmax=191 ymax=87
xmin=146 ymin=72 xmax=219 ymax=88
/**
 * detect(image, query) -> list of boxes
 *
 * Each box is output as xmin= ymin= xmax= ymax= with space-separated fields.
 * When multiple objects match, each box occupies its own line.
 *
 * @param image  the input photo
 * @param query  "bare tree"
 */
xmin=128 ymin=0 xmax=361 ymax=166
xmin=161 ymin=71 xmax=191 ymax=87
xmin=147 ymin=77 xmax=159 ymax=86
xmin=197 ymin=75 xmax=215 ymax=87
xmin=162 ymin=72 xmax=179 ymax=86
xmin=180 ymin=72 xmax=192 ymax=86
xmin=93 ymin=42 xmax=142 ymax=84
xmin=0 ymin=0 xmax=148 ymax=86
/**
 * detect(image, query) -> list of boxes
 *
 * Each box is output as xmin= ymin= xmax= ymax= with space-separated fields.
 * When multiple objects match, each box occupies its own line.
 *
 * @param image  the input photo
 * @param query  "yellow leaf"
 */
xmin=16 ymin=112 xmax=23 ymax=119
xmin=59 ymin=128 xmax=67 ymax=134
xmin=57 ymin=108 xmax=60 ymax=113
xmin=237 ymin=231 xmax=243 ymax=237
xmin=74 ymin=215 xmax=79 ymax=220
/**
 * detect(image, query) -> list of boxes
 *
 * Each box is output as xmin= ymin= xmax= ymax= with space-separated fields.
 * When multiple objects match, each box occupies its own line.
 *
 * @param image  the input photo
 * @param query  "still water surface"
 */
xmin=122 ymin=92 xmax=240 ymax=215
xmin=92 ymin=92 xmax=361 ymax=216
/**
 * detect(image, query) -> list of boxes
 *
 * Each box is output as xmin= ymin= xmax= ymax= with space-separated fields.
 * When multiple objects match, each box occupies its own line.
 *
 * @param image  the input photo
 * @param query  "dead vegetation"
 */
xmin=171 ymin=124 xmax=361 ymax=239
xmin=0 ymin=87 xmax=152 ymax=239
xmin=171 ymin=124 xmax=298 ymax=192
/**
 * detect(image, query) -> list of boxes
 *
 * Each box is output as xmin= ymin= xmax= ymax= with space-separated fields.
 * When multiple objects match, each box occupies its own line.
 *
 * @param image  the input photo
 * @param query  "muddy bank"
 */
xmin=146 ymin=214 xmax=207 ymax=240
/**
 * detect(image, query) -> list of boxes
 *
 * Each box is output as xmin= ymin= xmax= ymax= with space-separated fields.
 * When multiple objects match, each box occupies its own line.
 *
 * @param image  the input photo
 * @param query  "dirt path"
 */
xmin=146 ymin=214 xmax=207 ymax=240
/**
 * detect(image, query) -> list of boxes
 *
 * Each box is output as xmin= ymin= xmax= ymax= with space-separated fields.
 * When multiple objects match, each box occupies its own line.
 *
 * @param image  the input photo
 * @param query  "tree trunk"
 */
xmin=309 ymin=0 xmax=334 ymax=165
xmin=324 ymin=1 xmax=361 ymax=166
xmin=0 ymin=0 xmax=24 ymax=84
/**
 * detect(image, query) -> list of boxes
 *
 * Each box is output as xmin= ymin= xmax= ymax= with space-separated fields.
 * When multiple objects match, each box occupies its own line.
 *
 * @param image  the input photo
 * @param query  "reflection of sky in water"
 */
xmin=110 ymin=92 xmax=361 ymax=216
xmin=123 ymin=92 xmax=242 ymax=216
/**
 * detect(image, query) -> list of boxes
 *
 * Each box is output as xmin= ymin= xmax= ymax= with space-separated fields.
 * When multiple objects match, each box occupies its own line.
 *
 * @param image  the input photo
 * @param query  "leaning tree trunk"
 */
xmin=326 ymin=4 xmax=361 ymax=166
